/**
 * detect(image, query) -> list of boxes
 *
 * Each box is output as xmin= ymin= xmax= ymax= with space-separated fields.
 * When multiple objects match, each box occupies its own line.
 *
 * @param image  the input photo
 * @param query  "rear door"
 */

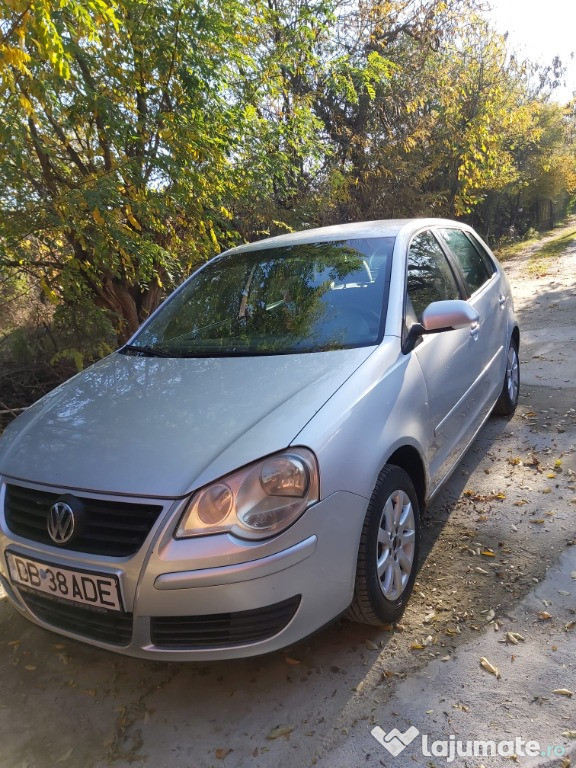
xmin=435 ymin=227 xmax=507 ymax=412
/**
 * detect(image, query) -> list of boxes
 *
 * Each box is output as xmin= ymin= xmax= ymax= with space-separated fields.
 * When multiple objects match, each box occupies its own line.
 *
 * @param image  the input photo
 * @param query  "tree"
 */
xmin=0 ymin=0 xmax=253 ymax=343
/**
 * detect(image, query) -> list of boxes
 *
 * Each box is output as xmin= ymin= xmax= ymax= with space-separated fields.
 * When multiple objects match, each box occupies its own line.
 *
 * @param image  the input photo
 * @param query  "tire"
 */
xmin=493 ymin=337 xmax=520 ymax=416
xmin=347 ymin=465 xmax=420 ymax=625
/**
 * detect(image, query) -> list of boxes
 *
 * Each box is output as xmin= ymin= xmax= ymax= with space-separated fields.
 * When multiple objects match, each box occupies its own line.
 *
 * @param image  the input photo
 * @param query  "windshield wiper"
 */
xmin=121 ymin=344 xmax=174 ymax=358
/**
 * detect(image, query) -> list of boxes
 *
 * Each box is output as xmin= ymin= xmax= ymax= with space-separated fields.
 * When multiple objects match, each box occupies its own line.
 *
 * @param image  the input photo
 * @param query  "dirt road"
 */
xmin=1 ymin=225 xmax=575 ymax=768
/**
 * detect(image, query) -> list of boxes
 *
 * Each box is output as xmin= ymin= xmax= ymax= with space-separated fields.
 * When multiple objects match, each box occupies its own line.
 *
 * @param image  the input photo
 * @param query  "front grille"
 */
xmin=150 ymin=596 xmax=301 ymax=649
xmin=4 ymin=483 xmax=163 ymax=557
xmin=21 ymin=590 xmax=133 ymax=646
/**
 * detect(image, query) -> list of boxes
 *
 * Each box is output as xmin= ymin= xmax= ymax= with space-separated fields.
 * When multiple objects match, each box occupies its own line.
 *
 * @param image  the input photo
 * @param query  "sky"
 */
xmin=487 ymin=0 xmax=576 ymax=103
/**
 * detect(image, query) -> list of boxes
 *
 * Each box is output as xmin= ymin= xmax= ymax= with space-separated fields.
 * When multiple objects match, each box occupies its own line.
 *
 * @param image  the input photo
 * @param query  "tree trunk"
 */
xmin=95 ymin=276 xmax=164 ymax=345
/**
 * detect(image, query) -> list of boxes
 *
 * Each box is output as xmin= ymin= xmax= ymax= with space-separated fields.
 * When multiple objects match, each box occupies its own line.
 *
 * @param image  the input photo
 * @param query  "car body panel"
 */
xmin=0 ymin=347 xmax=375 ymax=498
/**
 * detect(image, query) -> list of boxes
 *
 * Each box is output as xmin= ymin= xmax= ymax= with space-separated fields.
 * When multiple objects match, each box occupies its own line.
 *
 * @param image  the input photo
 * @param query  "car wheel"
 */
xmin=347 ymin=465 xmax=420 ymax=625
xmin=493 ymin=337 xmax=520 ymax=416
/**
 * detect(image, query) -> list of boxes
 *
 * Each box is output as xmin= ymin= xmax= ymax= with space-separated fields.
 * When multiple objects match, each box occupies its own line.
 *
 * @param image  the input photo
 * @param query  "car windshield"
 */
xmin=127 ymin=237 xmax=394 ymax=356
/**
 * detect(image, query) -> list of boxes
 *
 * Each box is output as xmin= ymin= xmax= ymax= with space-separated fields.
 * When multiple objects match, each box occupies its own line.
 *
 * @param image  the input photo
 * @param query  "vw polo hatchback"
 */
xmin=0 ymin=219 xmax=519 ymax=660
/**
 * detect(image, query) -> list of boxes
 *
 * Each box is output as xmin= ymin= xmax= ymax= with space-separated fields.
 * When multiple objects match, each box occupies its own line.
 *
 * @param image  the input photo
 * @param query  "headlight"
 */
xmin=175 ymin=448 xmax=319 ymax=540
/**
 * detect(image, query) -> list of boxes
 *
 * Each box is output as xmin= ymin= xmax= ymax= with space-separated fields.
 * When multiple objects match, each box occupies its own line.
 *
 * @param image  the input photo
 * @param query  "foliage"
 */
xmin=1 ymin=0 xmax=575 ymax=350
xmin=0 ymin=0 xmax=254 ymax=342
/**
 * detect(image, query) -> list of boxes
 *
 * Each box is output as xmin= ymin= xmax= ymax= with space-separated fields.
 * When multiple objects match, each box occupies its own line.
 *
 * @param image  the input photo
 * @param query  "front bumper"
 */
xmin=0 ymin=480 xmax=367 ymax=660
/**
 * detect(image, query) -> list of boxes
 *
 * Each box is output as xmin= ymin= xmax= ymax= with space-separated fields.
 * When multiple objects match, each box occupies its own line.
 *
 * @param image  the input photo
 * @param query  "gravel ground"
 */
xmin=0 ymin=224 xmax=575 ymax=768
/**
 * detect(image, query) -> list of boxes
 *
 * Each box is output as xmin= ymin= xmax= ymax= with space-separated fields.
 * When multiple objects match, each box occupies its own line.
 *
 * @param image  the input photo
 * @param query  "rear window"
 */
xmin=439 ymin=228 xmax=494 ymax=294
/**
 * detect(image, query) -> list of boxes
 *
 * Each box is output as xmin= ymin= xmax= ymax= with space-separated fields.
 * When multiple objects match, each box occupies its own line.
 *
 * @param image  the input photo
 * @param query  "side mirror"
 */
xmin=403 ymin=300 xmax=480 ymax=353
xmin=421 ymin=300 xmax=479 ymax=331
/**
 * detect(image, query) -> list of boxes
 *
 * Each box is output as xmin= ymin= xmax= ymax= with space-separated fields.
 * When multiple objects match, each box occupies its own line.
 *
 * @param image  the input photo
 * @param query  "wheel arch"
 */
xmin=386 ymin=444 xmax=427 ymax=513
xmin=511 ymin=325 xmax=520 ymax=349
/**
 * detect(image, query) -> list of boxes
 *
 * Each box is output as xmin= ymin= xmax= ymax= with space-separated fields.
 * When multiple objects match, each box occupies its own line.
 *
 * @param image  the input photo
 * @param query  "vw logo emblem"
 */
xmin=47 ymin=502 xmax=75 ymax=544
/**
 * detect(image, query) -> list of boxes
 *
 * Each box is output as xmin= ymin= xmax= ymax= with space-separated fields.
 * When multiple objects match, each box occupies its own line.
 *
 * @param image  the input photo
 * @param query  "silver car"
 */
xmin=0 ymin=219 xmax=519 ymax=660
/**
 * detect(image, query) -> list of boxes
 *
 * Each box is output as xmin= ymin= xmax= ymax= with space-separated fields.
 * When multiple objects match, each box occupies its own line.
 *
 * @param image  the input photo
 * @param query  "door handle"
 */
xmin=470 ymin=322 xmax=479 ymax=340
xmin=498 ymin=294 xmax=507 ymax=308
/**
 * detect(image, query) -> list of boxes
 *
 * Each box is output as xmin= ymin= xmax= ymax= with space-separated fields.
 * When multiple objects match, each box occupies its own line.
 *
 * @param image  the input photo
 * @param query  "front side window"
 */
xmin=406 ymin=231 xmax=461 ymax=320
xmin=439 ymin=228 xmax=492 ymax=295
xmin=128 ymin=238 xmax=394 ymax=356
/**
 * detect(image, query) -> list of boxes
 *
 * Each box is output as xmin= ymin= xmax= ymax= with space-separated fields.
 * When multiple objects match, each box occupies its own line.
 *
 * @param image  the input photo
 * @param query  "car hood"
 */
xmin=0 ymin=348 xmax=375 ymax=498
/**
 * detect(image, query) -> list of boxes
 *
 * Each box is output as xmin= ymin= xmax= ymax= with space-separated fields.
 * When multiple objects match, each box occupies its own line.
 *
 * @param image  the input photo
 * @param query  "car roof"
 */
xmin=223 ymin=218 xmax=471 ymax=255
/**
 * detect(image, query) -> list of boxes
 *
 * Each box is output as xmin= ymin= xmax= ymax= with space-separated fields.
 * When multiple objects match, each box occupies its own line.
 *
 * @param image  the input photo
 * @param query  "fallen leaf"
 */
xmin=364 ymin=639 xmax=378 ymax=651
xmin=530 ymin=519 xmax=545 ymax=524
xmin=481 ymin=550 xmax=496 ymax=557
xmin=562 ymin=731 xmax=576 ymax=739
xmin=215 ymin=748 xmax=232 ymax=759
xmin=565 ymin=621 xmax=576 ymax=631
xmin=552 ymin=689 xmax=573 ymax=697
xmin=475 ymin=567 xmax=489 ymax=574
xmin=501 ymin=631 xmax=525 ymax=645
xmin=285 ymin=657 xmax=301 ymax=665
xmin=538 ymin=611 xmax=553 ymax=620
xmin=267 ymin=726 xmax=295 ymax=740
xmin=484 ymin=609 xmax=496 ymax=622
xmin=56 ymin=748 xmax=73 ymax=763
xmin=24 ymin=665 xmax=37 ymax=671
xmin=480 ymin=657 xmax=501 ymax=679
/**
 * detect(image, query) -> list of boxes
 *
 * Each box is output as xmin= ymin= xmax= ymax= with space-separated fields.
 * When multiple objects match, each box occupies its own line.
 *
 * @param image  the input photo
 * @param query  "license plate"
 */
xmin=6 ymin=552 xmax=122 ymax=612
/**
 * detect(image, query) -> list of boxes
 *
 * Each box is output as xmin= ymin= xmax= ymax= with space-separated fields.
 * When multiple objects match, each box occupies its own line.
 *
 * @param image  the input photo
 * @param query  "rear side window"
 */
xmin=439 ymin=228 xmax=493 ymax=295
xmin=406 ymin=231 xmax=461 ymax=320
xmin=468 ymin=233 xmax=498 ymax=275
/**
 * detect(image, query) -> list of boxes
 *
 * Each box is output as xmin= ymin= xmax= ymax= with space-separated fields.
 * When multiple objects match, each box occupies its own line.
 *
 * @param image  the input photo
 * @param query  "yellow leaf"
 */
xmin=92 ymin=208 xmax=104 ymax=226
xmin=19 ymin=93 xmax=34 ymax=114
xmin=40 ymin=278 xmax=59 ymax=305
xmin=125 ymin=205 xmax=142 ymax=231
